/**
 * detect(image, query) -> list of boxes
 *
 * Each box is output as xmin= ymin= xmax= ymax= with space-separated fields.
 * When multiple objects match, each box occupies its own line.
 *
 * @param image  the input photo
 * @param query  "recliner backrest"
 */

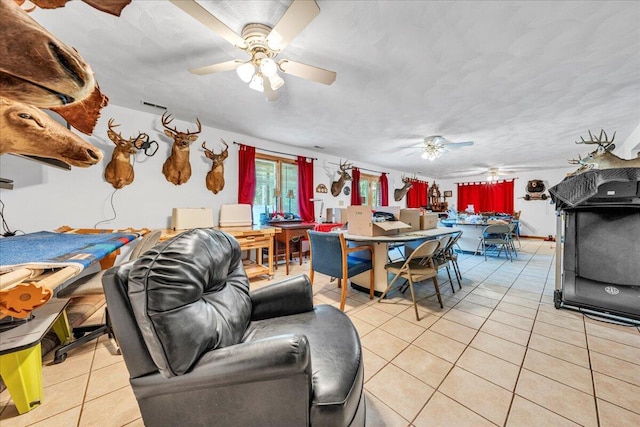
xmin=126 ymin=228 xmax=252 ymax=377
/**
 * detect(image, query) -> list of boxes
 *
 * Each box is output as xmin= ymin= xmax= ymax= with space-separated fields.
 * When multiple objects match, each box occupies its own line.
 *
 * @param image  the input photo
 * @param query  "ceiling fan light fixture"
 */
xmin=249 ymin=73 xmax=264 ymax=92
xmin=268 ymin=74 xmax=285 ymax=90
xmin=236 ymin=62 xmax=255 ymax=83
xmin=486 ymin=173 xmax=499 ymax=183
xmin=421 ymin=143 xmax=444 ymax=161
xmin=259 ymin=57 xmax=278 ymax=77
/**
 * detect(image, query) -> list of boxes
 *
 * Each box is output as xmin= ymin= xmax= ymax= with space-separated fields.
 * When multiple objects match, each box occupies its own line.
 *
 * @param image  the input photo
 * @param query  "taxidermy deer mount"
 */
xmin=1 ymin=0 xmax=110 ymax=135
xmin=331 ymin=159 xmax=352 ymax=197
xmin=202 ymin=139 xmax=229 ymax=194
xmin=0 ymin=97 xmax=102 ymax=167
xmin=569 ymin=129 xmax=640 ymax=175
xmin=161 ymin=112 xmax=201 ymax=185
xmin=394 ymin=175 xmax=413 ymax=201
xmin=104 ymin=118 xmax=149 ymax=189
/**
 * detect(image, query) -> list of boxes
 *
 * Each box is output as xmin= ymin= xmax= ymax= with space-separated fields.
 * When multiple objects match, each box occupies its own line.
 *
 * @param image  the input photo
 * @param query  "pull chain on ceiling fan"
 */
xmin=170 ymin=0 xmax=337 ymax=101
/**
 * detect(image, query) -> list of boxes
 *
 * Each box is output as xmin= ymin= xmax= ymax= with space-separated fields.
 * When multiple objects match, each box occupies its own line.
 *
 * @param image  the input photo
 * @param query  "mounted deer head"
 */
xmin=104 ymin=118 xmax=147 ymax=189
xmin=0 ymin=97 xmax=102 ymax=166
xmin=330 ymin=159 xmax=352 ymax=197
xmin=23 ymin=0 xmax=132 ymax=16
xmin=394 ymin=175 xmax=413 ymax=201
xmin=161 ymin=112 xmax=201 ymax=185
xmin=202 ymin=139 xmax=229 ymax=194
xmin=568 ymin=129 xmax=640 ymax=175
xmin=0 ymin=0 xmax=108 ymax=134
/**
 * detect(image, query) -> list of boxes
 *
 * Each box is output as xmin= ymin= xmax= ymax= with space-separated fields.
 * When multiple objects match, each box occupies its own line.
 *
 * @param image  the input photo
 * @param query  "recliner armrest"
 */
xmin=132 ymin=334 xmax=312 ymax=399
xmin=250 ymin=274 xmax=313 ymax=320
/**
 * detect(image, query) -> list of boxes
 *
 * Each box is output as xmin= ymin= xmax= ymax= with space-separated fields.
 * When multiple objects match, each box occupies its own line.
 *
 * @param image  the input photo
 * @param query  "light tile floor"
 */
xmin=1 ymin=238 xmax=639 ymax=426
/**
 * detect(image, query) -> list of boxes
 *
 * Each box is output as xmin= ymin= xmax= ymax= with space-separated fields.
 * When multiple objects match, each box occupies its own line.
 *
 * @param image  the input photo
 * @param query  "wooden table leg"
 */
xmin=267 ymin=236 xmax=274 ymax=277
xmin=274 ymin=240 xmax=279 ymax=271
xmin=285 ymin=233 xmax=290 ymax=275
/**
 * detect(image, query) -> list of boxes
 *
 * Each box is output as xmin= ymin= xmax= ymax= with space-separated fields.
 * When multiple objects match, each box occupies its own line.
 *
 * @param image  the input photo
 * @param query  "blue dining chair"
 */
xmin=306 ymin=230 xmax=375 ymax=311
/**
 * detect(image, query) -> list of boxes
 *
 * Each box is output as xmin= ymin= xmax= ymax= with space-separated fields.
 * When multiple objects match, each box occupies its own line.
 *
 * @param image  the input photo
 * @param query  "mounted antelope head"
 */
xmin=104 ymin=119 xmax=147 ymax=189
xmin=161 ymin=112 xmax=201 ymax=185
xmin=0 ymin=0 xmax=108 ymax=134
xmin=202 ymin=139 xmax=229 ymax=194
xmin=568 ymin=129 xmax=640 ymax=175
xmin=394 ymin=175 xmax=413 ymax=201
xmin=0 ymin=97 xmax=102 ymax=166
xmin=331 ymin=159 xmax=352 ymax=197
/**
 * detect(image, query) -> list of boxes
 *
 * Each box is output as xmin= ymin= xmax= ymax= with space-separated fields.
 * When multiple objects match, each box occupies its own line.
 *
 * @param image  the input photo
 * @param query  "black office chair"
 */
xmin=54 ymin=230 xmax=162 ymax=363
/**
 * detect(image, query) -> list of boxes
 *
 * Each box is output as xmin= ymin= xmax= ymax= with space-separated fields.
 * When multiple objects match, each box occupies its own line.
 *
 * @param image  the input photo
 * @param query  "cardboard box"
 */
xmin=400 ymin=209 xmax=422 ymax=232
xmin=347 ymin=206 xmax=411 ymax=237
xmin=421 ymin=213 xmax=439 ymax=230
xmin=171 ymin=208 xmax=214 ymax=230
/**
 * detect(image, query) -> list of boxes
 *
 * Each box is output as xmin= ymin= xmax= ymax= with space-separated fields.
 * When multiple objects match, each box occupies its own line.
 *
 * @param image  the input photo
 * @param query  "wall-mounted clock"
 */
xmin=343 ymin=186 xmax=350 ymax=196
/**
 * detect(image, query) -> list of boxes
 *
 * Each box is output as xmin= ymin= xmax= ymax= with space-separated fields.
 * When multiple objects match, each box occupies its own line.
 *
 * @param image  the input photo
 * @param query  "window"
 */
xmin=359 ymin=173 xmax=380 ymax=206
xmin=252 ymin=153 xmax=299 ymax=223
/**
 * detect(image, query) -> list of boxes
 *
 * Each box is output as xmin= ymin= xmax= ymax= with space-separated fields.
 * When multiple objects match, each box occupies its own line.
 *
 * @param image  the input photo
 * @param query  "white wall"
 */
xmin=437 ymin=167 xmax=575 ymax=238
xmin=7 ymin=101 xmax=628 ymax=237
xmin=617 ymin=122 xmax=640 ymax=159
xmin=0 ymin=104 xmax=414 ymax=233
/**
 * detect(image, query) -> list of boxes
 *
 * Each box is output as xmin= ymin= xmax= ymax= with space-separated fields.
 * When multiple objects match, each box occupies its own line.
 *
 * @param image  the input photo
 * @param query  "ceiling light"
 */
xmin=236 ymin=62 xmax=255 ymax=83
xmin=268 ymin=74 xmax=285 ymax=90
xmin=259 ymin=57 xmax=278 ymax=77
xmin=249 ymin=73 xmax=264 ymax=92
xmin=486 ymin=173 xmax=499 ymax=183
xmin=421 ymin=143 xmax=445 ymax=161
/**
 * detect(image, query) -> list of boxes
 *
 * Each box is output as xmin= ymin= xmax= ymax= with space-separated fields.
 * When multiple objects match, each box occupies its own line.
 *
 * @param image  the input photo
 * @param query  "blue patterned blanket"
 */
xmin=0 ymin=231 xmax=138 ymax=273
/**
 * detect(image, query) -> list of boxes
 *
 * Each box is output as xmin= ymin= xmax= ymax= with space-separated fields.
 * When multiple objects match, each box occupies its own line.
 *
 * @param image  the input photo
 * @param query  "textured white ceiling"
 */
xmin=29 ymin=0 xmax=640 ymax=178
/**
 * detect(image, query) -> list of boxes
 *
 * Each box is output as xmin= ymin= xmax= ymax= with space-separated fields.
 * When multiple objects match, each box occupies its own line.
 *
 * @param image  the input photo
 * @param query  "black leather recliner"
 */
xmin=102 ymin=228 xmax=365 ymax=427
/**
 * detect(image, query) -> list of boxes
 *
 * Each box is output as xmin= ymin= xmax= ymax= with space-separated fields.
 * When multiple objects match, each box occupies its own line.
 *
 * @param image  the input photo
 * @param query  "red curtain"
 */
xmin=297 ymin=156 xmax=315 ymax=222
xmin=379 ymin=173 xmax=389 ymax=206
xmin=237 ymin=144 xmax=256 ymax=205
xmin=484 ymin=180 xmax=514 ymax=213
xmin=407 ymin=179 xmax=428 ymax=208
xmin=457 ymin=180 xmax=514 ymax=213
xmin=351 ymin=167 xmax=362 ymax=205
xmin=457 ymin=183 xmax=482 ymax=213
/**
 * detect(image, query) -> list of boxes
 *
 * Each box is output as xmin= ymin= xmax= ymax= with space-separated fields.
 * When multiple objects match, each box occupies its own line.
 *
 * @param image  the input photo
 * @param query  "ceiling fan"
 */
xmin=405 ymin=135 xmax=474 ymax=160
xmin=170 ymin=0 xmax=337 ymax=101
xmin=485 ymin=167 xmax=514 ymax=182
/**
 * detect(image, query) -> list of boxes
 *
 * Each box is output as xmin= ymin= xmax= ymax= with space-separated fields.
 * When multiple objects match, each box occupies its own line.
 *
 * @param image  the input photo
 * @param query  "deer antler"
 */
xmin=161 ymin=113 xmax=202 ymax=136
xmin=107 ymin=118 xmax=124 ymax=144
xmin=161 ymin=112 xmax=177 ymax=134
xmin=202 ymin=140 xmax=212 ymax=154
xmin=568 ymin=154 xmax=583 ymax=165
xmin=575 ymin=129 xmax=616 ymax=147
xmin=339 ymin=159 xmax=353 ymax=170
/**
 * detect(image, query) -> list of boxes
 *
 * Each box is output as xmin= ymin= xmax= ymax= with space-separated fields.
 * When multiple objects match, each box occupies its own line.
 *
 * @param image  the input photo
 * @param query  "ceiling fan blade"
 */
xmin=264 ymin=77 xmax=280 ymax=102
xmin=266 ymin=0 xmax=320 ymax=51
xmin=443 ymin=141 xmax=474 ymax=149
xmin=188 ymin=60 xmax=245 ymax=75
xmin=169 ymin=0 xmax=247 ymax=49
xmin=279 ymin=60 xmax=336 ymax=85
xmin=445 ymin=141 xmax=474 ymax=147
